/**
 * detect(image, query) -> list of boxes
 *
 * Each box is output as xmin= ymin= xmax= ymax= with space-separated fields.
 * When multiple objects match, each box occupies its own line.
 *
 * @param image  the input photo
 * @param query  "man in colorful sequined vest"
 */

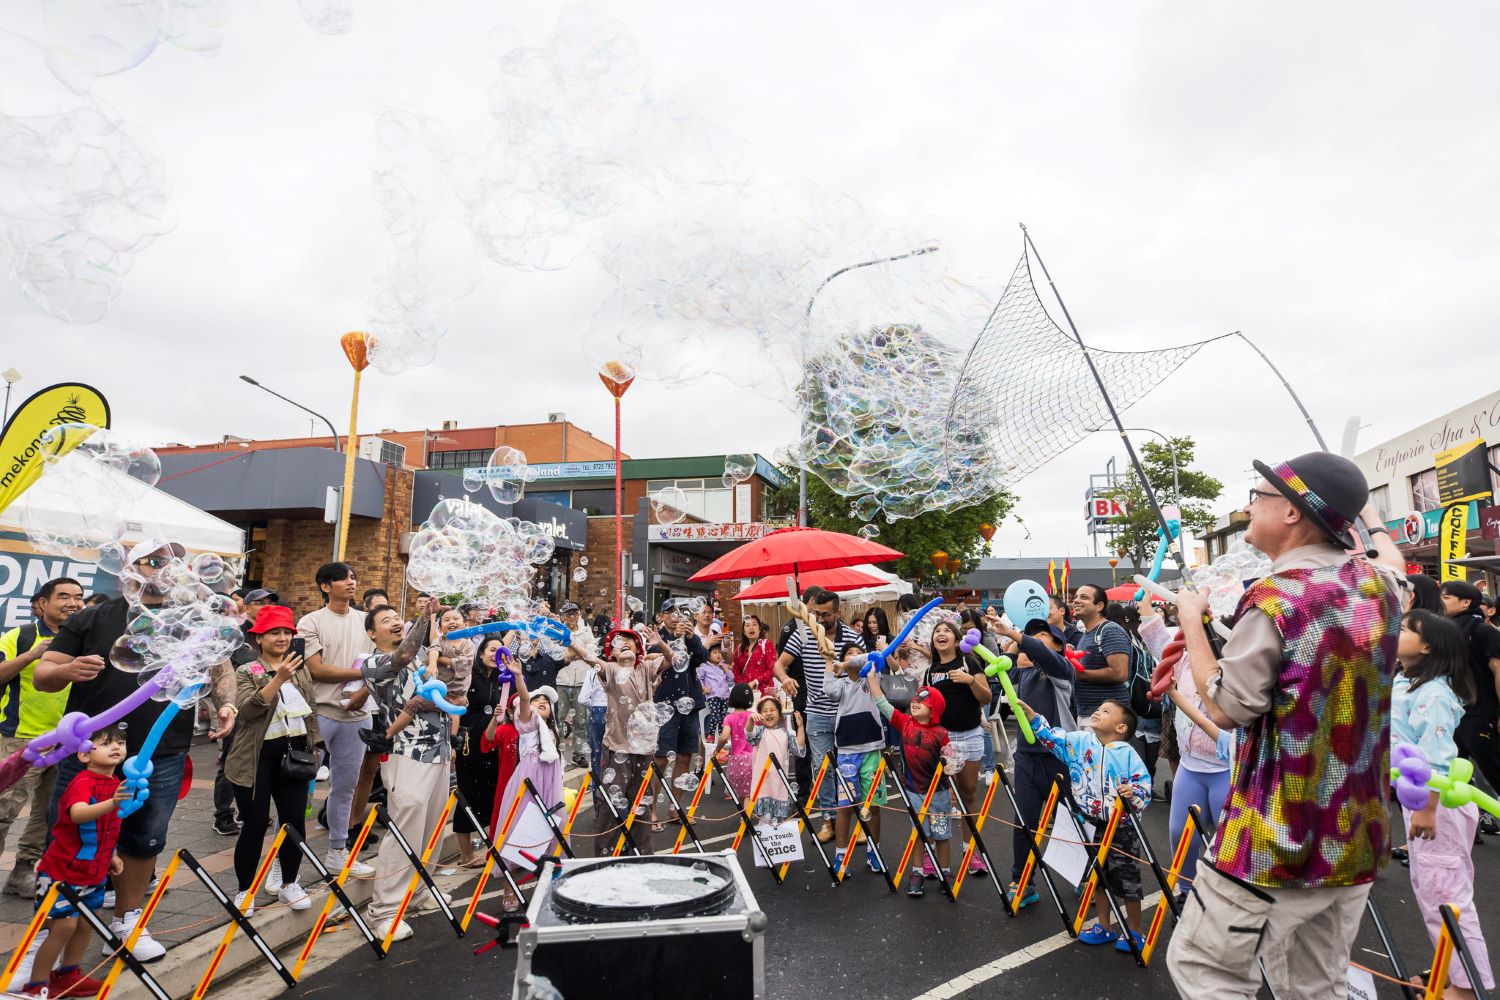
xmin=1167 ymin=452 xmax=1406 ymax=1000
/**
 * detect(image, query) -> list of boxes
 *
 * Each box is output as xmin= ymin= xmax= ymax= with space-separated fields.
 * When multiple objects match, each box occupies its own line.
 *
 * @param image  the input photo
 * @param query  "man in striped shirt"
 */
xmin=774 ymin=586 xmax=865 ymax=844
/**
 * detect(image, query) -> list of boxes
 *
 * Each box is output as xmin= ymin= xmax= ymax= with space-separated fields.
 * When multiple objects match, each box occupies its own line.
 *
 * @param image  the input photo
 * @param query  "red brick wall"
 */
xmin=260 ymin=468 xmax=415 ymax=616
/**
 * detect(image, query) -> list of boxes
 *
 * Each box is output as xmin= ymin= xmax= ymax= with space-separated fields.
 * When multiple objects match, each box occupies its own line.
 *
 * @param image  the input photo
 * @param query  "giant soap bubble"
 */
xmin=20 ymin=425 xmax=163 ymax=558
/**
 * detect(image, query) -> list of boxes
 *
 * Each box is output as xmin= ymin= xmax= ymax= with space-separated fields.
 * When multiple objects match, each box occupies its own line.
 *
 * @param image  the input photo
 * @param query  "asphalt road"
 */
xmin=275 ymin=772 xmax=1500 ymax=1000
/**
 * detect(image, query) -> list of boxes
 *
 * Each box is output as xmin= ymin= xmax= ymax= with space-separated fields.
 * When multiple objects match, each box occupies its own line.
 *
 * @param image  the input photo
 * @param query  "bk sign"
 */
xmin=1091 ymin=497 xmax=1128 ymax=519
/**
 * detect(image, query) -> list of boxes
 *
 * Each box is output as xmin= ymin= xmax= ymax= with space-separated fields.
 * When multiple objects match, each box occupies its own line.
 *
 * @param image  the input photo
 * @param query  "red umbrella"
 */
xmin=688 ymin=526 xmax=903 ymax=583
xmin=734 ymin=566 xmax=887 ymax=602
xmin=1105 ymin=583 xmax=1141 ymax=601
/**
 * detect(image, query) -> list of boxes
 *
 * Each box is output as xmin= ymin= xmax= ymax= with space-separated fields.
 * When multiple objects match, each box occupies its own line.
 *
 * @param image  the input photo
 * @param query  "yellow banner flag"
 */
xmin=0 ymin=383 xmax=111 ymax=517
xmin=1439 ymin=502 xmax=1469 ymax=582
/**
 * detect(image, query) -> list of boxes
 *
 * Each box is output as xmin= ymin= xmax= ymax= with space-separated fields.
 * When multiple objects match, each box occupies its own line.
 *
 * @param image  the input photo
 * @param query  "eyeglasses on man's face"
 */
xmin=1247 ymin=488 xmax=1281 ymax=507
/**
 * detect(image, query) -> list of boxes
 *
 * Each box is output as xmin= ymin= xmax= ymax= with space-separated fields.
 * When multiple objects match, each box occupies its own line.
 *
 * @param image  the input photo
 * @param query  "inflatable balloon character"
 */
xmin=1003 ymin=580 xmax=1049 ymax=629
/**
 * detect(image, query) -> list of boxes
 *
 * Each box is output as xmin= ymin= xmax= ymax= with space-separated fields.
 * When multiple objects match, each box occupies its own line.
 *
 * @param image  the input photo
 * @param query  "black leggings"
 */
xmin=231 ymin=737 xmax=310 ymax=891
xmin=1011 ymin=752 xmax=1069 ymax=882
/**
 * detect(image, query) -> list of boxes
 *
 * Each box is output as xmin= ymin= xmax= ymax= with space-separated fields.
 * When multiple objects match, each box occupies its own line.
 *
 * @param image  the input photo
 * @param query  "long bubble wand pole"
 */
xmin=600 ymin=368 xmax=634 ymax=625
xmin=1020 ymin=225 xmax=1185 ymax=576
xmin=336 ymin=333 xmax=371 ymax=562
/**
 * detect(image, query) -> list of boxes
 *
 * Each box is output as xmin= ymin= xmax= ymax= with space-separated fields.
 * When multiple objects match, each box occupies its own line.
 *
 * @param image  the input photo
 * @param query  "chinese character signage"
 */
xmin=647 ymin=522 xmax=779 ymax=542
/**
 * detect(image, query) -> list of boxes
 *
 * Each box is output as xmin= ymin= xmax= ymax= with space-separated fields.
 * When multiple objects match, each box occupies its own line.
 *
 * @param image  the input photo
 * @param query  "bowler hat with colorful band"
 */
xmin=1252 ymin=452 xmax=1369 ymax=550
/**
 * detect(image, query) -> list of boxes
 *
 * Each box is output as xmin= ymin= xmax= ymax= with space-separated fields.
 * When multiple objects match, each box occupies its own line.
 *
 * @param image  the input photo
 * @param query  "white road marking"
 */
xmin=910 ymin=892 xmax=1163 ymax=999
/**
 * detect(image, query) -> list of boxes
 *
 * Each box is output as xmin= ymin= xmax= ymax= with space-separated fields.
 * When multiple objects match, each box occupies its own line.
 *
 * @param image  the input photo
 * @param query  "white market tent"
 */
xmin=0 ymin=466 xmax=245 ymax=557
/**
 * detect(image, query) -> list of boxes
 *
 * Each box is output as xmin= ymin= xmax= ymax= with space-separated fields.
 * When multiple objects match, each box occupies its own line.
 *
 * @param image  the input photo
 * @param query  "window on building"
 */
xmin=1490 ymin=445 xmax=1500 ymax=504
xmin=1410 ymin=468 xmax=1440 ymax=511
xmin=1369 ymin=484 xmax=1391 ymax=522
xmin=428 ymin=448 xmax=490 ymax=470
xmin=646 ymin=478 xmax=732 ymax=523
xmin=528 ymin=490 xmax=571 ymax=507
xmin=572 ymin=489 xmax=617 ymax=516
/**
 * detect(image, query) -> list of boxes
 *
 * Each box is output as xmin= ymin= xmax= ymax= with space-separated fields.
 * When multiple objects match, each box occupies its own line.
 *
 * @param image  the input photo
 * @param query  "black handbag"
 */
xmin=280 ymin=738 xmax=318 ymax=783
xmin=273 ymin=684 xmax=319 ymax=781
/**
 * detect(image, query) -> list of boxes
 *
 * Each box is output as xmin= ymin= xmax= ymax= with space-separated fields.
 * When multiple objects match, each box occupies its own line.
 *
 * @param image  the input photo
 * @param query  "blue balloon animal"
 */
xmin=855 ymin=597 xmax=944 ymax=677
xmin=1132 ymin=517 xmax=1181 ymax=602
xmin=446 ymin=616 xmax=571 ymax=646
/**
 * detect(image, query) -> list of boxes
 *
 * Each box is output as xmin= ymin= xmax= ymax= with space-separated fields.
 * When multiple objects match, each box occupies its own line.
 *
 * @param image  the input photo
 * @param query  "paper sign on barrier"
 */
xmin=501 ymin=801 xmax=560 ymax=869
xmin=1344 ymin=965 xmax=1377 ymax=1000
xmin=1043 ymin=811 xmax=1091 ymax=887
xmin=752 ymin=821 xmax=805 ymax=868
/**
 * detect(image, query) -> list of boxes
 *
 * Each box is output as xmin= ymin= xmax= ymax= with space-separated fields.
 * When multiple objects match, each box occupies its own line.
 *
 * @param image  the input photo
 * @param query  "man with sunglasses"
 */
xmin=35 ymin=542 xmax=237 ymax=963
xmin=1166 ymin=454 xmax=1406 ymax=999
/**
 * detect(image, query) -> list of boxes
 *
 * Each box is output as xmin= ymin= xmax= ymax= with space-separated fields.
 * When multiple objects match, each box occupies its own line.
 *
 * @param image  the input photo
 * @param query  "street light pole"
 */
xmin=1089 ymin=425 xmax=1181 ymax=501
xmin=797 ymin=243 xmax=942 ymax=527
xmin=1 ymin=369 xmax=19 ymax=426
xmin=239 ymin=375 xmax=341 ymax=453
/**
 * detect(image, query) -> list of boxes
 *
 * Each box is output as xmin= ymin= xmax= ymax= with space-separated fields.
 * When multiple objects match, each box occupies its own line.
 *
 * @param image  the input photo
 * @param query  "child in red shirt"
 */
xmin=27 ymin=727 xmax=129 ymax=997
xmin=868 ymin=671 xmax=952 ymax=896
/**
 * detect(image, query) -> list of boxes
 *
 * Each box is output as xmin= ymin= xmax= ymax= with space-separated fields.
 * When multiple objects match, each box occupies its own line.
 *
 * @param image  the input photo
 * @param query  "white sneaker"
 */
xmin=278 ymin=882 xmax=311 ymax=911
xmin=7 ymin=929 xmax=46 ymax=991
xmin=373 ymin=917 xmax=413 ymax=942
xmin=316 ymin=765 xmax=330 ymax=781
xmin=324 ymin=848 xmax=375 ymax=878
xmin=232 ymin=890 xmax=255 ymax=917
xmin=261 ymin=859 xmax=283 ymax=896
xmin=104 ymin=910 xmax=167 ymax=962
xmin=415 ymin=889 xmax=452 ymax=913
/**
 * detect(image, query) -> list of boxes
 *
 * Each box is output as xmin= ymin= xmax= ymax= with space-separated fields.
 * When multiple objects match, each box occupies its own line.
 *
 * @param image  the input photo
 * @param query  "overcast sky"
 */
xmin=3 ymin=0 xmax=1498 ymax=558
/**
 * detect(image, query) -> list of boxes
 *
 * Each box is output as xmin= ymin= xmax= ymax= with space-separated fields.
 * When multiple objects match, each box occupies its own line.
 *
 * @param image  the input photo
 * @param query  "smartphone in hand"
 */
xmin=290 ymin=637 xmax=306 ymax=662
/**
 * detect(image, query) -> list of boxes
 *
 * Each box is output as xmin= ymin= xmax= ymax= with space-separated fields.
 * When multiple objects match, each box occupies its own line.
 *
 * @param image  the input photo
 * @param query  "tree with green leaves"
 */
xmin=765 ymin=470 xmax=1016 ymax=585
xmin=1100 ymin=436 xmax=1222 ymax=574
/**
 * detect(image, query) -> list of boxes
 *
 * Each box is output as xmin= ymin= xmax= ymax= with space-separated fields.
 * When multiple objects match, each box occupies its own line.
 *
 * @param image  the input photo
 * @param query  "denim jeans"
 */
xmin=805 ymin=713 xmax=836 ymax=822
xmin=587 ymin=705 xmax=607 ymax=786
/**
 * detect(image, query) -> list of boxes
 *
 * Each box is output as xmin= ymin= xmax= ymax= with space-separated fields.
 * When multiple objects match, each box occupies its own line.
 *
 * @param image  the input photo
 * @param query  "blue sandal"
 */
xmin=1078 ymin=923 xmax=1120 ymax=946
xmin=1113 ymin=930 xmax=1144 ymax=953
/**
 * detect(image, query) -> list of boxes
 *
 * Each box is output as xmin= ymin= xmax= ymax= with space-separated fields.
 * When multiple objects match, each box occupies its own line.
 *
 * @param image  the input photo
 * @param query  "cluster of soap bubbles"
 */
xmin=454 ymin=7 xmax=749 ymax=275
xmin=38 ymin=0 xmax=232 ymax=95
xmin=20 ymin=425 xmax=163 ymax=558
xmin=1185 ymin=549 xmax=1272 ymax=618
xmin=296 ymin=0 xmax=352 ymax=35
xmin=459 ymin=444 xmax=533 ymax=505
xmin=405 ymin=496 xmax=557 ymax=615
xmin=106 ymin=547 xmax=245 ymax=708
xmin=794 ymin=317 xmax=1001 ymax=521
xmin=364 ymin=105 xmax=479 ymax=376
xmin=0 ymin=92 xmax=176 ymax=323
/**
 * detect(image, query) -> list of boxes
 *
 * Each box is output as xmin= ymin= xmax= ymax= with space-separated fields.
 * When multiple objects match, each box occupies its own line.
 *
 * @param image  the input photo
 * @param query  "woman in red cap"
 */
xmin=223 ymin=606 xmax=322 ymax=915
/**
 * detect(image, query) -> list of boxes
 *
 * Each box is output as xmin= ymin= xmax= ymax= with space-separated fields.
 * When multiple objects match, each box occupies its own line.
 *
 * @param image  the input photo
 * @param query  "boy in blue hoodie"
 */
xmin=1016 ymin=696 xmax=1151 ymax=954
xmin=827 ymin=643 xmax=886 ymax=873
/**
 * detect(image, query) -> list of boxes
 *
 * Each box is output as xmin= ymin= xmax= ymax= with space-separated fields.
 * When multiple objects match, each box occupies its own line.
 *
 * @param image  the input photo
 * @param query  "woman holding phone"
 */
xmin=224 ymin=605 xmax=323 ymax=914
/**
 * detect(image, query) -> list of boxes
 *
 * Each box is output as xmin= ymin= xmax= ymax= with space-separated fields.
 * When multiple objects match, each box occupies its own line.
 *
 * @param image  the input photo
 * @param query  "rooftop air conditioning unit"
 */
xmin=548 ymin=412 xmax=566 ymax=423
xmin=358 ymin=436 xmax=407 ymax=468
